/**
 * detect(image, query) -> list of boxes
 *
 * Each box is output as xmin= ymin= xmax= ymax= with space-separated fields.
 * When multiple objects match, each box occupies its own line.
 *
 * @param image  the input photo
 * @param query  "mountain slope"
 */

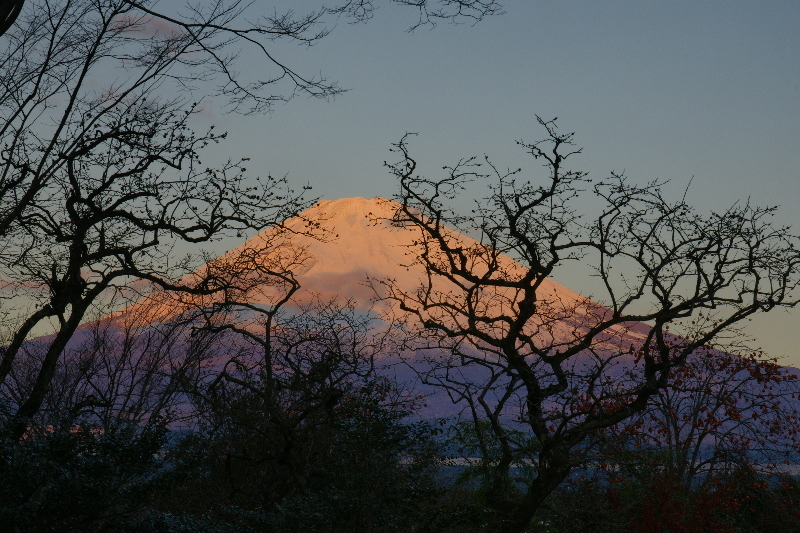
xmin=111 ymin=196 xmax=648 ymax=351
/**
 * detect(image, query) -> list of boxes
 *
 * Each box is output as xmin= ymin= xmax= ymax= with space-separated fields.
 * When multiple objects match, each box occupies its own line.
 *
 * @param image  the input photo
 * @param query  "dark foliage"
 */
xmin=0 ymin=421 xmax=176 ymax=532
xmin=176 ymin=378 xmax=444 ymax=532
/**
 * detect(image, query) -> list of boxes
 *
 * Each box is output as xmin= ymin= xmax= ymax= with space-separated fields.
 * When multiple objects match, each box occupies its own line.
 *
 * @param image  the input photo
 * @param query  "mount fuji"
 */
xmin=21 ymin=197 xmax=799 ymax=431
xmin=113 ymin=196 xmax=648 ymax=349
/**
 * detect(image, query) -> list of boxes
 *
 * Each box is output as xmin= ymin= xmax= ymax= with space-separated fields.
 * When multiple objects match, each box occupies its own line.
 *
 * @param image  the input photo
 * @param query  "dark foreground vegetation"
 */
xmin=3 ymin=383 xmax=800 ymax=533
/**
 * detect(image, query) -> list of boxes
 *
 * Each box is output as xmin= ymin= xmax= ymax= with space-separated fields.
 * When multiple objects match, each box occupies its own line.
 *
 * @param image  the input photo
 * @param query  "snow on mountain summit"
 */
xmin=101 ymin=196 xmax=648 ymax=351
xmin=287 ymin=196 xmax=413 ymax=278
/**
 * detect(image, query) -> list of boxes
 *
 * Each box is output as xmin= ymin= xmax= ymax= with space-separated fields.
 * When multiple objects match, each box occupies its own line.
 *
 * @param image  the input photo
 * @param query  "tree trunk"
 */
xmin=11 ymin=302 xmax=90 ymax=439
xmin=501 ymin=453 xmax=573 ymax=532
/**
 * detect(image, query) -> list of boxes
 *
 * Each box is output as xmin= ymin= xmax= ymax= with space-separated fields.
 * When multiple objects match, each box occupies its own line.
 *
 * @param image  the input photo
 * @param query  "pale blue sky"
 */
xmin=191 ymin=1 xmax=800 ymax=363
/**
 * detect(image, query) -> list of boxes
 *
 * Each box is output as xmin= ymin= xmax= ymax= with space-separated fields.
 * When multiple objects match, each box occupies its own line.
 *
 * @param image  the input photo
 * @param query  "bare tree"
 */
xmin=1 ymin=298 xmax=211 ymax=432
xmin=0 ymin=0 xmax=501 ymax=435
xmin=329 ymin=0 xmax=504 ymax=30
xmin=175 ymin=228 xmax=389 ymax=434
xmin=598 ymin=346 xmax=800 ymax=488
xmin=185 ymin=295 xmax=397 ymax=503
xmin=135 ymin=223 xmax=404 ymax=501
xmin=0 ymin=0 xmax=319 ymax=435
xmin=379 ymin=117 xmax=800 ymax=531
xmin=0 ymin=220 xmax=318 ymax=431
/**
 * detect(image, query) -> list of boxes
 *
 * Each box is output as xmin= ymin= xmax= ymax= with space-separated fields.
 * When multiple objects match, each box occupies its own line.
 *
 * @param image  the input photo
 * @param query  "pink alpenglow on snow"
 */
xmin=106 ymin=196 xmax=650 ymax=355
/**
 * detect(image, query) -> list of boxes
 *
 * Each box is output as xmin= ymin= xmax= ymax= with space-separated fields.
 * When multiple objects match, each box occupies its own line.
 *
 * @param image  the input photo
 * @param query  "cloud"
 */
xmin=111 ymin=13 xmax=184 ymax=39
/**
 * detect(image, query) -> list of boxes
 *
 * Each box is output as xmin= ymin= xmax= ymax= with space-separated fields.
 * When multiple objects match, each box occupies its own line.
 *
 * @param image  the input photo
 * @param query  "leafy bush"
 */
xmin=156 ymin=378 xmax=445 ymax=532
xmin=0 ymin=421 xmax=177 ymax=532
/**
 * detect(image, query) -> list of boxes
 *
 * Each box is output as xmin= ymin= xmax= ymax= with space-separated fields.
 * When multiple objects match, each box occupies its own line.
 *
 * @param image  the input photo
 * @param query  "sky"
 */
xmin=187 ymin=1 xmax=800 ymax=363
